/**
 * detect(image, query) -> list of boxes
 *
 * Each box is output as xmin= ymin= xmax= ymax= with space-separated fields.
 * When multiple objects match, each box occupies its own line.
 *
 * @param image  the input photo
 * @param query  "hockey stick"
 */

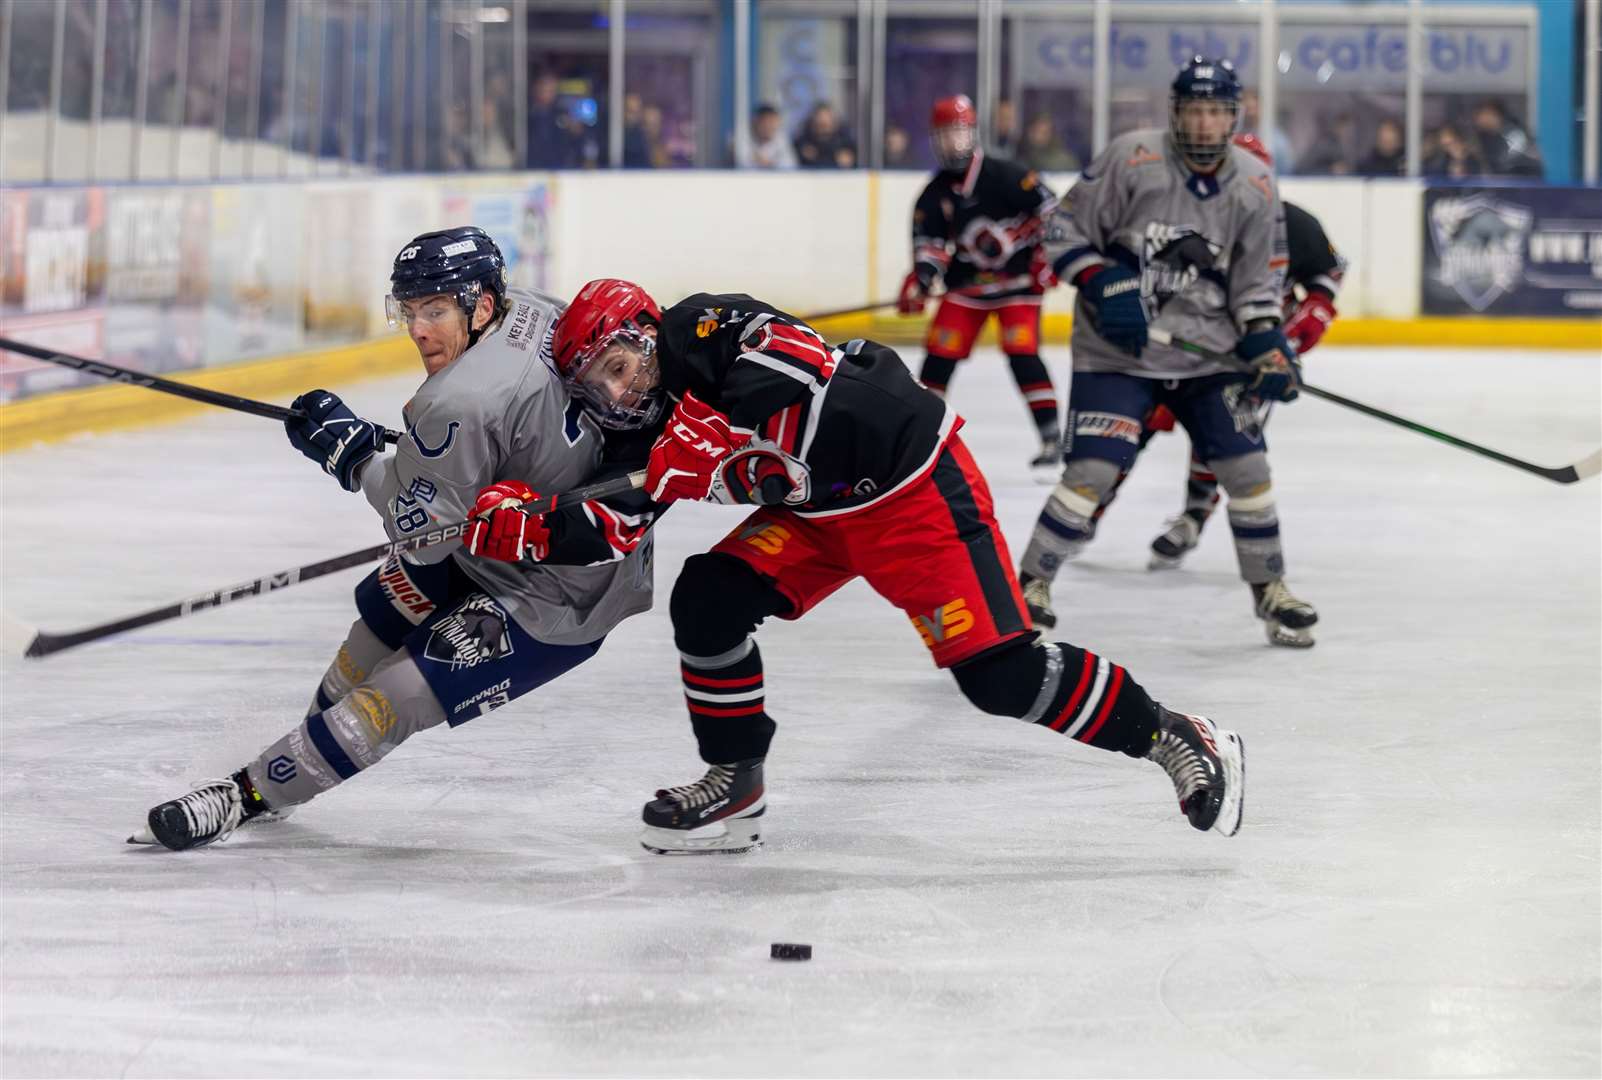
xmin=18 ymin=470 xmax=648 ymax=659
xmin=0 ymin=337 xmax=404 ymax=446
xmin=800 ymin=300 xmax=901 ymax=322
xmin=1148 ymin=328 xmax=1602 ymax=486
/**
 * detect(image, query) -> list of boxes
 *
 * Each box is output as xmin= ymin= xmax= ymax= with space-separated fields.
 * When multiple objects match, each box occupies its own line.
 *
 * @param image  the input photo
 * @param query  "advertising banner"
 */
xmin=0 ymin=188 xmax=106 ymax=402
xmin=1422 ymin=185 xmax=1602 ymax=317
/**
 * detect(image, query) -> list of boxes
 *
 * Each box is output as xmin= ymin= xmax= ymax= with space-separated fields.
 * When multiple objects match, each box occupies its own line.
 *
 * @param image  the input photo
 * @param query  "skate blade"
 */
xmin=126 ymin=825 xmax=156 ymax=845
xmin=640 ymin=821 xmax=762 ymax=856
xmin=1147 ymin=550 xmax=1187 ymax=571
xmin=1264 ymin=619 xmax=1315 ymax=648
xmin=1212 ymin=730 xmax=1246 ymax=837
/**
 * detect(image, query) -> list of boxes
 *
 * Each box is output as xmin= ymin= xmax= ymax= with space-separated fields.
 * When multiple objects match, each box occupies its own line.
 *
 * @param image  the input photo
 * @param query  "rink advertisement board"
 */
xmin=1422 ymin=186 xmax=1602 ymax=317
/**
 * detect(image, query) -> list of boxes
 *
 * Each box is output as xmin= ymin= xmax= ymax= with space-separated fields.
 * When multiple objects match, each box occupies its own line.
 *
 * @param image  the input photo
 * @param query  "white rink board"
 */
xmin=1 ymin=346 xmax=1598 ymax=1078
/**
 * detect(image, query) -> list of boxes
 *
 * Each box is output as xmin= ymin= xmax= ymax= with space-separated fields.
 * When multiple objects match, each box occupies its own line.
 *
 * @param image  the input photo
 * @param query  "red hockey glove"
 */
xmin=710 ymin=444 xmax=812 ymax=506
xmin=465 ymin=480 xmax=551 ymax=562
xmin=645 ymin=393 xmax=740 ymax=503
xmin=1284 ymin=292 xmax=1336 ymax=356
xmin=897 ymin=271 xmax=927 ymax=315
xmin=1029 ymin=246 xmax=1059 ymax=292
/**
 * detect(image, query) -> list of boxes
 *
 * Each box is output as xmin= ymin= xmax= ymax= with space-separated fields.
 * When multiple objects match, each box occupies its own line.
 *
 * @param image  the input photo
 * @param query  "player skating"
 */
xmin=131 ymin=228 xmax=656 ymax=850
xmin=1135 ymin=134 xmax=1345 ymax=568
xmin=1018 ymin=57 xmax=1319 ymax=647
xmin=466 ymin=279 xmax=1245 ymax=855
xmin=897 ymin=95 xmax=1063 ymax=478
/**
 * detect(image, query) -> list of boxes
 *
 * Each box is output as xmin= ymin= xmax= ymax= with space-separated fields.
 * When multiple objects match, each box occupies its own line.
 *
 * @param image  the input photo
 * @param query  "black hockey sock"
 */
xmin=1007 ymin=353 xmax=1059 ymax=438
xmin=1030 ymin=642 xmax=1160 ymax=756
xmin=682 ymin=641 xmax=776 ymax=765
xmin=919 ymin=354 xmax=959 ymax=396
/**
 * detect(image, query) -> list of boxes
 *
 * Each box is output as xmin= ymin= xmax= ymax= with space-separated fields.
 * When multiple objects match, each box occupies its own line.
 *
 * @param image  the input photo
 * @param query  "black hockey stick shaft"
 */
xmin=23 ymin=470 xmax=648 ymax=659
xmin=0 ymin=337 xmax=403 ymax=446
xmin=1147 ymin=328 xmax=1601 ymax=485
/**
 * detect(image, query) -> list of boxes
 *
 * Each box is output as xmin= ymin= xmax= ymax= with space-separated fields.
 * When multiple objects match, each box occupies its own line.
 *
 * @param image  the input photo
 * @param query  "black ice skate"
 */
xmin=1147 ymin=708 xmax=1245 ymax=836
xmin=1148 ymin=513 xmax=1204 ymax=570
xmin=1252 ymin=578 xmax=1318 ymax=648
xmin=640 ymin=758 xmax=765 ymax=854
xmin=1020 ymin=574 xmax=1057 ymax=630
xmin=128 ymin=770 xmax=266 ymax=850
xmin=1028 ymin=434 xmax=1061 ymax=485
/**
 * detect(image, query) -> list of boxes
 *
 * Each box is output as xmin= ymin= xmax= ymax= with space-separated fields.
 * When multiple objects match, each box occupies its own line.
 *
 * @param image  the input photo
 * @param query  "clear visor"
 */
xmin=563 ymin=325 xmax=665 ymax=431
xmin=385 ymin=284 xmax=480 ymax=331
xmin=931 ymin=124 xmax=976 ymax=169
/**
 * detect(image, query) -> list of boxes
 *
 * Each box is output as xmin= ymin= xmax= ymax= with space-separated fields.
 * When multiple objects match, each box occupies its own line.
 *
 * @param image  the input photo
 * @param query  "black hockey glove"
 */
xmin=1074 ymin=264 xmax=1147 ymax=358
xmin=285 ymin=389 xmax=380 ymax=492
xmin=1236 ymin=326 xmax=1301 ymax=403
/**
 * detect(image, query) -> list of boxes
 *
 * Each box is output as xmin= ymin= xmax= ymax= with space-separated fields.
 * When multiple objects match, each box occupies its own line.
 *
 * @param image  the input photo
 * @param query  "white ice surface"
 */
xmin=2 ymin=346 xmax=1598 ymax=1078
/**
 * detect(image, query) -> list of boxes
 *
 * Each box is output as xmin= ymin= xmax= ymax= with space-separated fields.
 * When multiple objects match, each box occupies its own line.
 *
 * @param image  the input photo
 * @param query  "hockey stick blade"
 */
xmin=0 ymin=337 xmax=403 ymax=446
xmin=22 ymin=470 xmax=646 ymax=659
xmin=1147 ymin=328 xmax=1600 ymax=486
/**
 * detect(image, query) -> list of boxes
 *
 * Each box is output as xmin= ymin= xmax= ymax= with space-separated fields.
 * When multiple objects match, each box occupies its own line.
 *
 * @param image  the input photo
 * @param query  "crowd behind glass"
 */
xmin=2 ymin=0 xmax=1571 ymax=183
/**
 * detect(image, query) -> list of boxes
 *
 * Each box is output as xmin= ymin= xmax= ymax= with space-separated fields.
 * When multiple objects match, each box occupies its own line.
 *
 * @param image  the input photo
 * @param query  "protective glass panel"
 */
xmin=1003 ymin=5 xmax=1092 ymax=172
xmin=524 ymin=1 xmax=609 ymax=169
xmin=753 ymin=6 xmax=861 ymax=170
xmin=1421 ymin=22 xmax=1538 ymax=179
xmin=623 ymin=1 xmax=719 ymax=169
xmin=1275 ymin=9 xmax=1408 ymax=176
xmin=3 ymin=0 xmax=55 ymax=182
xmin=886 ymin=4 xmax=978 ymax=172
xmin=1107 ymin=14 xmax=1259 ymax=145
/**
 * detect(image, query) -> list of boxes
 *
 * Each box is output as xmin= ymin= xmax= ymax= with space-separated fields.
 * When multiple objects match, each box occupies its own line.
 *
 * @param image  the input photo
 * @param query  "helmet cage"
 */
xmin=1169 ymin=94 xmax=1239 ymax=169
xmin=561 ymin=324 xmax=666 ymax=431
xmin=931 ymin=123 xmax=977 ymax=171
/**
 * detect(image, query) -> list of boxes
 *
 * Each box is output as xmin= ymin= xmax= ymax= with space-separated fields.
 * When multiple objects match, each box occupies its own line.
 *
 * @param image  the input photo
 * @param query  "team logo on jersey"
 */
xmin=422 ymin=595 xmax=515 ymax=671
xmin=695 ymin=309 xmax=721 ymax=338
xmin=958 ymin=213 xmax=1033 ymax=271
xmin=408 ymin=420 xmax=460 ymax=459
xmin=739 ymin=521 xmax=791 ymax=556
xmin=911 ymin=598 xmax=976 ymax=649
xmin=267 ymin=755 xmax=297 ymax=783
xmin=1221 ymin=384 xmax=1266 ymax=442
xmin=1140 ymin=223 xmax=1225 ymax=312
xmin=377 ymin=555 xmax=437 ymax=622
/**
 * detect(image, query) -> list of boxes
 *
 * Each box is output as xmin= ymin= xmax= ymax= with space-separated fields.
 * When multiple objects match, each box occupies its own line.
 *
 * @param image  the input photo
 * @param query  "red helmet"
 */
xmin=930 ymin=95 xmax=978 ymax=171
xmin=551 ymin=278 xmax=665 ymax=430
xmin=1232 ymin=132 xmax=1273 ymax=168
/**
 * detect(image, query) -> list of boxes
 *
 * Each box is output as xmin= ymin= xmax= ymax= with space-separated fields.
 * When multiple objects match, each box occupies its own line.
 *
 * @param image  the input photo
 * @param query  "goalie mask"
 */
xmin=551 ymin=278 xmax=666 ymax=431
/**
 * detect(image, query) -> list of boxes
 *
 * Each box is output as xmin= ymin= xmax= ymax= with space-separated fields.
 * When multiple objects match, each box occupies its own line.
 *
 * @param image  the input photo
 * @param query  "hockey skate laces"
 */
xmin=656 ymin=765 xmax=735 ymax=809
xmin=180 ymin=780 xmax=245 ymax=838
xmin=1148 ymin=731 xmax=1209 ymax=803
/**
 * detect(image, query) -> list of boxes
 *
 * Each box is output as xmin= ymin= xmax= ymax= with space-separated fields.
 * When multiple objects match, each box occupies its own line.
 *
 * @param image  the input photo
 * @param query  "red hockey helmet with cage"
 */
xmin=930 ymin=95 xmax=978 ymax=171
xmin=551 ymin=278 xmax=666 ymax=430
xmin=1232 ymin=132 xmax=1273 ymax=169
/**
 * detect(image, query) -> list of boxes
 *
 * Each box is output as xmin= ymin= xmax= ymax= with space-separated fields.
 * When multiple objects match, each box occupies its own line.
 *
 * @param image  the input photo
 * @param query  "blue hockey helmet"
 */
xmin=1169 ymin=56 xmax=1241 ymax=169
xmin=386 ymin=225 xmax=508 ymax=335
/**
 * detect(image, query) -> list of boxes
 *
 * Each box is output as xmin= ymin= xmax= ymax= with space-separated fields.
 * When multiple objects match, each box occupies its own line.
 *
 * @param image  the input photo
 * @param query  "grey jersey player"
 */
xmin=132 ymin=226 xmax=654 ymax=851
xmin=1019 ymin=57 xmax=1319 ymax=648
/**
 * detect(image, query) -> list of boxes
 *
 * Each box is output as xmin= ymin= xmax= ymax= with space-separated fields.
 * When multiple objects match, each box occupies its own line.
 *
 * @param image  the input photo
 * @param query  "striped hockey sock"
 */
xmin=681 ymin=638 xmax=777 ymax=764
xmin=1023 ymin=642 xmax=1160 ymax=755
xmin=1007 ymin=354 xmax=1059 ymax=439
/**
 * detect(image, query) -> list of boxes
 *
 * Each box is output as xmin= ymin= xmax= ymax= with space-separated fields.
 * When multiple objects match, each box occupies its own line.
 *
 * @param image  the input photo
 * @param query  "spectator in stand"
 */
xmin=795 ymin=103 xmax=857 ymax=169
xmin=990 ymin=98 xmax=1019 ymax=158
xmin=1423 ymin=123 xmax=1485 ymax=179
xmin=526 ymin=71 xmax=575 ymax=168
xmin=1240 ymin=88 xmax=1296 ymax=174
xmin=442 ymin=102 xmax=475 ymax=170
xmin=1471 ymin=99 xmax=1543 ymax=177
xmin=883 ymin=124 xmax=914 ymax=168
xmin=621 ymin=92 xmax=653 ymax=169
xmin=1017 ymin=113 xmax=1079 ymax=172
xmin=1300 ymin=112 xmax=1358 ymax=175
xmin=1355 ymin=118 xmax=1405 ymax=177
xmin=737 ymin=104 xmax=797 ymax=169
xmin=478 ymin=73 xmax=517 ymax=170
xmin=642 ymin=103 xmax=677 ymax=168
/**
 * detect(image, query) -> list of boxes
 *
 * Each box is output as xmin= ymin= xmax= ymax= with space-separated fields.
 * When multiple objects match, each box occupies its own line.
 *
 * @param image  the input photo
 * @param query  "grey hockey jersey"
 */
xmin=358 ymin=287 xmax=653 ymax=645
xmin=1046 ymin=129 xmax=1288 ymax=379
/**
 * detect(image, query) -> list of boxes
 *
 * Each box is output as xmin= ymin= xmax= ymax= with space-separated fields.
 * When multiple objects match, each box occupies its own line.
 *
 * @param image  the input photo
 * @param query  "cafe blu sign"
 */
xmin=1015 ymin=20 xmax=1529 ymax=93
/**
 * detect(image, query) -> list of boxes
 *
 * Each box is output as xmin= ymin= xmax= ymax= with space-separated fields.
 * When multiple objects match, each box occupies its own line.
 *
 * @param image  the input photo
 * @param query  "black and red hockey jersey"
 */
xmin=657 ymin=293 xmax=955 ymax=517
xmin=911 ymin=151 xmax=1058 ymax=301
xmin=1284 ymin=200 xmax=1344 ymax=306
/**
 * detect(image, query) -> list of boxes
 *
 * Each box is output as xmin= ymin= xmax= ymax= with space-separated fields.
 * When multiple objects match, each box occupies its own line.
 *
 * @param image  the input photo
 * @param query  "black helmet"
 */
xmin=386 ymin=225 xmax=508 ymax=336
xmin=1169 ymin=57 xmax=1242 ymax=169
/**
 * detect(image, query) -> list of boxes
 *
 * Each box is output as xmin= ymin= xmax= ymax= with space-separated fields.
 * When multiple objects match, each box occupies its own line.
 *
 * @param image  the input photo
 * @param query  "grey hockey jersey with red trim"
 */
xmin=358 ymin=287 xmax=653 ymax=645
xmin=1045 ymin=129 xmax=1287 ymax=379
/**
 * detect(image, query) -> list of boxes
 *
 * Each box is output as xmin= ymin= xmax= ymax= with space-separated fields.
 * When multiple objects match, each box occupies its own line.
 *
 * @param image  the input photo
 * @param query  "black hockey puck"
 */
xmin=770 ymin=942 xmax=812 ymax=961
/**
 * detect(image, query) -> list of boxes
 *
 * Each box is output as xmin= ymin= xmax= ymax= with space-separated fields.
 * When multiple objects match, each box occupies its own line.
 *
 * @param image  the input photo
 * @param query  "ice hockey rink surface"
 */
xmin=2 ymin=345 xmax=1598 ymax=1078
